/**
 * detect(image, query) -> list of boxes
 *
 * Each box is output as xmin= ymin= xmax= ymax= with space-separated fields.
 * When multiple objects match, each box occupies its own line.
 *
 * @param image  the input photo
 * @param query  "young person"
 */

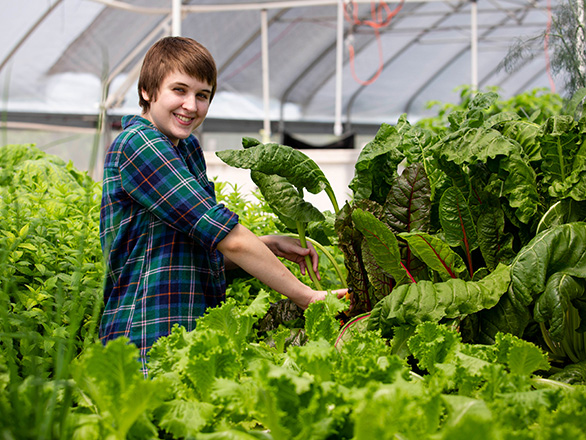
xmin=99 ymin=36 xmax=347 ymax=370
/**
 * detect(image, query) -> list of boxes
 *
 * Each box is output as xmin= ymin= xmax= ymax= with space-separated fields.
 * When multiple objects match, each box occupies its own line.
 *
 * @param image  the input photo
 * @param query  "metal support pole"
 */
xmin=470 ymin=0 xmax=478 ymax=91
xmin=261 ymin=8 xmax=271 ymax=142
xmin=334 ymin=0 xmax=344 ymax=136
xmin=172 ymin=0 xmax=182 ymax=36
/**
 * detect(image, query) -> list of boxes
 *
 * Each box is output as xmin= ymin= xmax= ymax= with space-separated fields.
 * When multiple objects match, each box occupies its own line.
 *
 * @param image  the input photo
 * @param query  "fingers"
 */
xmin=334 ymin=288 xmax=348 ymax=299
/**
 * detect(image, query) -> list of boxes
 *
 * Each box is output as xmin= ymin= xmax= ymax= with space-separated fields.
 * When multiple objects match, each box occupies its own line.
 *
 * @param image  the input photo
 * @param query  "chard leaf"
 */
xmin=537 ymin=199 xmax=586 ymax=235
xmin=382 ymin=162 xmax=431 ymax=234
xmin=351 ymin=208 xmax=409 ymax=286
xmin=549 ymin=359 xmax=586 ymax=384
xmin=540 ymin=115 xmax=583 ymax=198
xmin=361 ymin=241 xmax=395 ymax=303
xmin=368 ymin=264 xmax=510 ymax=337
xmin=398 ymin=232 xmax=469 ymax=281
xmin=500 ymin=119 xmax=541 ymax=161
xmin=250 ymin=171 xmax=324 ymax=227
xmin=433 ymin=127 xmax=516 ymax=166
xmin=475 ymin=293 xmax=532 ymax=344
xmin=477 ymin=207 xmax=516 ymax=271
xmin=306 ymin=210 xmax=336 ymax=245
xmin=439 ymin=186 xmax=478 ymax=262
xmin=349 ymin=123 xmax=405 ymax=202
xmin=499 ymin=152 xmax=540 ymax=223
xmin=216 ymin=141 xmax=330 ymax=194
xmin=534 ymin=273 xmax=586 ymax=340
xmin=510 ymin=222 xmax=586 ymax=341
xmin=335 ymin=202 xmax=379 ymax=314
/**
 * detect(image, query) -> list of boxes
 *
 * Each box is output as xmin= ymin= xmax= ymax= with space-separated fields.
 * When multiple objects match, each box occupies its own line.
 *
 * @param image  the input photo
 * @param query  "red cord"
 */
xmin=344 ymin=0 xmax=404 ymax=86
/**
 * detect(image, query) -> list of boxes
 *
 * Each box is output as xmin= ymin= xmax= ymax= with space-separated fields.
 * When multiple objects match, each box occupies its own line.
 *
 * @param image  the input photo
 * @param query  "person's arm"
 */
xmin=223 ymin=235 xmax=320 ymax=279
xmin=218 ymin=224 xmax=345 ymax=309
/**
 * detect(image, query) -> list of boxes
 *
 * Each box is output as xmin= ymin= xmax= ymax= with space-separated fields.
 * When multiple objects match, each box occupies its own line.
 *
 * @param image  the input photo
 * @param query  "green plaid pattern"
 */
xmin=99 ymin=116 xmax=238 ymax=367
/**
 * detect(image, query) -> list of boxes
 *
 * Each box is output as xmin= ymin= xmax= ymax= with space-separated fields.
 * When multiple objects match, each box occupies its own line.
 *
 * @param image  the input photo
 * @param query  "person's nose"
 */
xmin=183 ymin=94 xmax=197 ymax=112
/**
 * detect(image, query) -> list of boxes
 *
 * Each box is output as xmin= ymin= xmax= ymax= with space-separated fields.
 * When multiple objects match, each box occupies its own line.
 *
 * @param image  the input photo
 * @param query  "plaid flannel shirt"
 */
xmin=99 ymin=115 xmax=239 ymax=364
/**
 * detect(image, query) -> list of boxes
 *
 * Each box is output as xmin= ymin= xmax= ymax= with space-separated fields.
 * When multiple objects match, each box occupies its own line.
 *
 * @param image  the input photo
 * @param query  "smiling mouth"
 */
xmin=175 ymin=114 xmax=194 ymax=124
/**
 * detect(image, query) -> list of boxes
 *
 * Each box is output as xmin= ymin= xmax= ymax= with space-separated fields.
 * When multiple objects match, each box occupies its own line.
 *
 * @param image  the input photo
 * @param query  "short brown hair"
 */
xmin=137 ymin=36 xmax=217 ymax=112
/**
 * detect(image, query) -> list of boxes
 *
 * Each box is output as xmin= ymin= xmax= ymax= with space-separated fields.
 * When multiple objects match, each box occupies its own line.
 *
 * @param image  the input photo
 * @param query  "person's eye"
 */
xmin=197 ymin=93 xmax=210 ymax=101
xmin=174 ymin=87 xmax=185 ymax=93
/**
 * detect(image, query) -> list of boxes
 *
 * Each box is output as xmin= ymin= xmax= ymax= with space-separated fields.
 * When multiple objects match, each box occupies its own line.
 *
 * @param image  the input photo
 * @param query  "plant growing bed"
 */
xmin=2 ymin=88 xmax=586 ymax=439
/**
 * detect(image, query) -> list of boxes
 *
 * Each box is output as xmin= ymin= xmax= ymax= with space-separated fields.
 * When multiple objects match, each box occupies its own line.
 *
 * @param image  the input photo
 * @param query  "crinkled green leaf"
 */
xmin=441 ymin=394 xmax=492 ymax=427
xmin=304 ymin=294 xmax=347 ymax=345
xmin=348 ymin=123 xmax=405 ymax=202
xmin=499 ymin=152 xmax=540 ymax=223
xmin=196 ymin=428 xmax=273 ymax=439
xmin=534 ymin=273 xmax=586 ymax=340
xmin=540 ymin=115 xmax=584 ymax=198
xmin=184 ymin=330 xmax=241 ymax=401
xmin=368 ymin=264 xmax=510 ymax=336
xmin=510 ymin=223 xmax=586 ymax=341
xmin=72 ymin=338 xmax=161 ymax=439
xmin=352 ymin=379 xmax=442 ymax=440
xmin=155 ymin=399 xmax=216 ymax=438
xmin=216 ymin=141 xmax=330 ymax=194
xmin=197 ymin=295 xmax=269 ymax=353
xmin=250 ymin=171 xmax=324 ymax=226
xmin=287 ymin=339 xmax=338 ymax=382
xmin=494 ymin=332 xmax=550 ymax=376
xmin=500 ymin=119 xmax=541 ymax=161
xmin=407 ymin=321 xmax=462 ymax=372
xmin=432 ymin=127 xmax=516 ymax=166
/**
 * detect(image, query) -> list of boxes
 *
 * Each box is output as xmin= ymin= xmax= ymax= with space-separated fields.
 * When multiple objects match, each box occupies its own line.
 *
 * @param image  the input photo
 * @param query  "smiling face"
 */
xmin=141 ymin=71 xmax=212 ymax=145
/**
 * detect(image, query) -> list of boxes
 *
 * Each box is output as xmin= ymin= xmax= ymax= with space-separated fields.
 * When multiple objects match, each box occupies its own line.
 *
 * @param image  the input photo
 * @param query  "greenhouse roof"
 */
xmin=1 ymin=0 xmax=564 ymax=135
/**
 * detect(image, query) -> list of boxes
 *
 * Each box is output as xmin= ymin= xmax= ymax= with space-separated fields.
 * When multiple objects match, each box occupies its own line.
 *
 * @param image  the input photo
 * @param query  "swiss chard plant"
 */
xmin=340 ymin=90 xmax=586 ymax=365
xmin=216 ymin=138 xmax=346 ymax=290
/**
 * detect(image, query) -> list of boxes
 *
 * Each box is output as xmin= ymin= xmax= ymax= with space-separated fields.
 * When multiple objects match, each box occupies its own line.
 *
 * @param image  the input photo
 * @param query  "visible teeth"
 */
xmin=176 ymin=114 xmax=191 ymax=122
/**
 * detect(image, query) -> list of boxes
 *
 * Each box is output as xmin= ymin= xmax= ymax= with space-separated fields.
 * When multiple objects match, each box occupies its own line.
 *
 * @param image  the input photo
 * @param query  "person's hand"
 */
xmin=260 ymin=235 xmax=320 ymax=279
xmin=293 ymin=287 xmax=348 ymax=310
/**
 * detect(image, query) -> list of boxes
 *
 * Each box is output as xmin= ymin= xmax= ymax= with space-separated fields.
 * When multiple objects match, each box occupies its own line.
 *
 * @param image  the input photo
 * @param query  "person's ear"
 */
xmin=141 ymin=89 xmax=150 ymax=102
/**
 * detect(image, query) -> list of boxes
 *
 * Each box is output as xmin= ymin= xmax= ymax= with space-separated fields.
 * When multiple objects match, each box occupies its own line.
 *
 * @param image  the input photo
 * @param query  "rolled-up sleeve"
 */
xmin=118 ymin=128 xmax=238 ymax=251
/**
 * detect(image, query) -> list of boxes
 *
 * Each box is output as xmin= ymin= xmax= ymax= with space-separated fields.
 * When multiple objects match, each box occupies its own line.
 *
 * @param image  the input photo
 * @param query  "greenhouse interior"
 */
xmin=3 ymin=0 xmax=586 ymax=439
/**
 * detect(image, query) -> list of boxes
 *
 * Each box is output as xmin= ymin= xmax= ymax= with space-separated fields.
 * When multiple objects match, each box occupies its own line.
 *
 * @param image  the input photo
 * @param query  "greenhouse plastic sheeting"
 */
xmin=0 ymin=0 xmax=563 ymax=132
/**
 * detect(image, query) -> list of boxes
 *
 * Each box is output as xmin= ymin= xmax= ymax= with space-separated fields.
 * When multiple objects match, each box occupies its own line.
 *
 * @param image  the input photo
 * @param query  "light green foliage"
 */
xmin=4 ymin=86 xmax=586 ymax=439
xmin=0 ymin=144 xmax=103 ymax=372
xmin=214 ymin=181 xmax=283 ymax=237
xmin=215 ymin=180 xmax=346 ymax=302
xmin=70 ymin=337 xmax=162 ymax=440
